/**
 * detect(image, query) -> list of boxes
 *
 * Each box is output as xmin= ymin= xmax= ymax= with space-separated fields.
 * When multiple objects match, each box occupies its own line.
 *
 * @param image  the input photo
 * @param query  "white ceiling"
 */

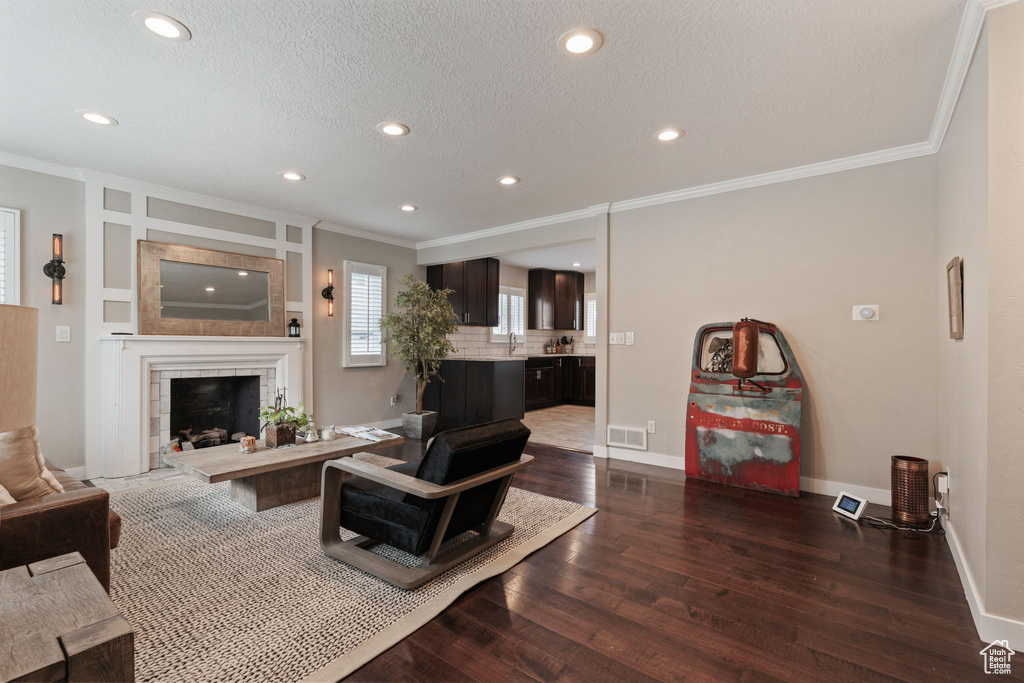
xmin=499 ymin=241 xmax=596 ymax=272
xmin=0 ymin=1 xmax=965 ymax=243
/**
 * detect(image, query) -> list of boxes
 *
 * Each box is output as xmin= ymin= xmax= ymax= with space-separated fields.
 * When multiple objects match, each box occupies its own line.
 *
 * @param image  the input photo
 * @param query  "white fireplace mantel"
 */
xmin=98 ymin=335 xmax=307 ymax=478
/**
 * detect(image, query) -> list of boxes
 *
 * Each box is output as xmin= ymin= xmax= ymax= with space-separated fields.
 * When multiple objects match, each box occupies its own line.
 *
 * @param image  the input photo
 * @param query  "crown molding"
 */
xmin=314 ymin=221 xmax=417 ymax=250
xmin=0 ymin=150 xmax=84 ymax=180
xmin=609 ymin=141 xmax=936 ymax=214
xmin=929 ymin=0 xmax=988 ymax=150
xmin=979 ymin=0 xmax=1021 ymax=10
xmin=414 ymin=205 xmax=605 ymax=250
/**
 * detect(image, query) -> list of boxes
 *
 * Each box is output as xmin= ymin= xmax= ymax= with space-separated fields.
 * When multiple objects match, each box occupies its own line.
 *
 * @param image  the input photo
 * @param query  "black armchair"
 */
xmin=320 ymin=419 xmax=533 ymax=589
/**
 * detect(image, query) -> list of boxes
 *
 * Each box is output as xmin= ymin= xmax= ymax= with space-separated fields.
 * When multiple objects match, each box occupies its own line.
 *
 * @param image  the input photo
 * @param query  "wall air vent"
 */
xmin=607 ymin=425 xmax=647 ymax=451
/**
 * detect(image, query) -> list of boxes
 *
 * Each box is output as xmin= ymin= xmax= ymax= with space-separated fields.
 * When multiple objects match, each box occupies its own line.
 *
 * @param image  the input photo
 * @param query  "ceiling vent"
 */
xmin=607 ymin=425 xmax=647 ymax=451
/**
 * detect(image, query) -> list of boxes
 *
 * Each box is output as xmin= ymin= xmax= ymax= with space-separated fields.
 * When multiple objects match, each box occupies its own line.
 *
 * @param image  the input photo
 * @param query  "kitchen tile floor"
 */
xmin=521 ymin=404 xmax=595 ymax=453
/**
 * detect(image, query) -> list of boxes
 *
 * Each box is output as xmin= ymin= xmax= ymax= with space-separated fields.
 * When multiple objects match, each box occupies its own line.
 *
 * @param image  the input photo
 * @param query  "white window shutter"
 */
xmin=585 ymin=293 xmax=597 ymax=341
xmin=343 ymin=261 xmax=387 ymax=367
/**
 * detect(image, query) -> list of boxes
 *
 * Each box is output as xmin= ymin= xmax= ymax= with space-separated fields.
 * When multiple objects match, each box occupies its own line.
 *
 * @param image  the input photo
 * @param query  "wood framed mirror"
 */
xmin=138 ymin=241 xmax=286 ymax=336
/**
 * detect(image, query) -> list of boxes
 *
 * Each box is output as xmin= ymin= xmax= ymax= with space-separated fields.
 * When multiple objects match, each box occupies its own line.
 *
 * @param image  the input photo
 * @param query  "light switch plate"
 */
xmin=56 ymin=325 xmax=71 ymax=343
xmin=626 ymin=332 xmax=635 ymax=345
xmin=852 ymin=305 xmax=879 ymax=321
xmin=609 ymin=332 xmax=625 ymax=345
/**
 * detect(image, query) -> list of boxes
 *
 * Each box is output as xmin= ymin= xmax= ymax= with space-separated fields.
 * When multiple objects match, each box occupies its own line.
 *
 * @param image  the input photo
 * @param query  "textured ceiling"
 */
xmin=499 ymin=241 xmax=596 ymax=273
xmin=0 ymin=0 xmax=964 ymax=243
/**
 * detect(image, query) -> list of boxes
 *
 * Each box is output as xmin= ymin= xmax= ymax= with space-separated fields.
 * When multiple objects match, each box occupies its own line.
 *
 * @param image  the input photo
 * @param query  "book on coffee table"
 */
xmin=337 ymin=426 xmax=400 ymax=442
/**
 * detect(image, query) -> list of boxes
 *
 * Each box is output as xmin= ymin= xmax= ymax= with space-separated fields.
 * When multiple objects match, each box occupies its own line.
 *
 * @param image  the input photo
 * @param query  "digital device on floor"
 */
xmin=832 ymin=491 xmax=867 ymax=520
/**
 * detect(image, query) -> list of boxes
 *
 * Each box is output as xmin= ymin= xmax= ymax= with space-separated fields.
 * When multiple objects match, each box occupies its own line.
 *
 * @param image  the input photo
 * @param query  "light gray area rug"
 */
xmin=108 ymin=454 xmax=596 ymax=682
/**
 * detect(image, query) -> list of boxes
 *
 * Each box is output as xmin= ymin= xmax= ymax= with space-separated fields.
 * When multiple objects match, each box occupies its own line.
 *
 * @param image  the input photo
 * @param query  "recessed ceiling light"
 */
xmin=655 ymin=128 xmax=684 ymax=142
xmin=400 ymin=205 xmax=418 ymax=212
xmin=559 ymin=28 xmax=603 ymax=55
xmin=281 ymin=171 xmax=305 ymax=181
xmin=205 ymin=287 xmax=215 ymax=292
xmin=238 ymin=271 xmax=248 ymax=276
xmin=75 ymin=110 xmax=118 ymax=126
xmin=572 ymin=262 xmax=581 ymax=267
xmin=133 ymin=11 xmax=191 ymax=42
xmin=497 ymin=176 xmax=519 ymax=185
xmin=377 ymin=122 xmax=410 ymax=137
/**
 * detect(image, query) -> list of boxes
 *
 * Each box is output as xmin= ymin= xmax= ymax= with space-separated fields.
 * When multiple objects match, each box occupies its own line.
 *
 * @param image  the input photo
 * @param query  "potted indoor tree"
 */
xmin=259 ymin=390 xmax=310 ymax=448
xmin=380 ymin=274 xmax=458 ymax=439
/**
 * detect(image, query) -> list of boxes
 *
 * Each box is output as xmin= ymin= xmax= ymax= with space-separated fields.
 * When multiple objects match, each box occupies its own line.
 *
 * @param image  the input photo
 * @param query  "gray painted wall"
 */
xmin=606 ymin=155 xmax=940 ymax=491
xmin=936 ymin=22 xmax=989 ymax=609
xmin=985 ymin=1 xmax=1024 ymax=621
xmin=0 ymin=165 xmax=86 ymax=470
xmin=311 ymin=228 xmax=423 ymax=426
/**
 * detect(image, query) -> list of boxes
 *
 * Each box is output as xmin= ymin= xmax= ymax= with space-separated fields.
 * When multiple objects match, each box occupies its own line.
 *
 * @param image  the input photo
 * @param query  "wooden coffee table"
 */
xmin=0 ymin=552 xmax=134 ymax=682
xmin=162 ymin=434 xmax=404 ymax=511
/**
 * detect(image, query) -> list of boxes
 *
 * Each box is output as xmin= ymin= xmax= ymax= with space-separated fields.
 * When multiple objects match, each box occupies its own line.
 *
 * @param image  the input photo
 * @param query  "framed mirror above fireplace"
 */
xmin=138 ymin=240 xmax=286 ymax=336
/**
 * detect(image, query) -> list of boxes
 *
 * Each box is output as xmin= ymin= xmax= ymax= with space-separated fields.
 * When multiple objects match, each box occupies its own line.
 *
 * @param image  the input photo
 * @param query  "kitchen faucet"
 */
xmin=508 ymin=332 xmax=517 ymax=356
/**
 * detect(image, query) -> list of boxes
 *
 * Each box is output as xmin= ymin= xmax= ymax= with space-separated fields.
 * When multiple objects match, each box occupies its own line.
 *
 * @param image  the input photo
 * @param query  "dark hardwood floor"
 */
xmin=346 ymin=439 xmax=1012 ymax=682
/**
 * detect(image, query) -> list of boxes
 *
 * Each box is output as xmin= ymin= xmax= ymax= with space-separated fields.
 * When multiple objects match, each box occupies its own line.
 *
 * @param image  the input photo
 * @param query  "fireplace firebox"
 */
xmin=170 ymin=376 xmax=261 ymax=449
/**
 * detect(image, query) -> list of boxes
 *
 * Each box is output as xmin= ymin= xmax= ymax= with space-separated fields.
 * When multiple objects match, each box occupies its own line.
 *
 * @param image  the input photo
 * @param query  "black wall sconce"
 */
xmin=43 ymin=233 xmax=65 ymax=305
xmin=322 ymin=268 xmax=335 ymax=317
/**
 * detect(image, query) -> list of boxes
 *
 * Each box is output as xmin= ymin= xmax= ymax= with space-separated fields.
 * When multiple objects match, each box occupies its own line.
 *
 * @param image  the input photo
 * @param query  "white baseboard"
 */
xmin=798 ymin=476 xmax=891 ymax=507
xmin=64 ymin=466 xmax=87 ymax=481
xmin=944 ymin=515 xmax=1024 ymax=650
xmin=603 ymin=446 xmax=686 ymax=470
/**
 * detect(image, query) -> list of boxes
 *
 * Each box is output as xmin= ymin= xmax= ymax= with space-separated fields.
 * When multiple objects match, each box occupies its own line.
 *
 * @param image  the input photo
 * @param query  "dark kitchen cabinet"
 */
xmin=525 ymin=357 xmax=557 ymax=409
xmin=580 ymin=356 xmax=596 ymax=403
xmin=426 ymin=257 xmax=500 ymax=327
xmin=524 ymin=355 xmax=595 ymax=409
xmin=423 ymin=359 xmax=524 ymax=430
xmin=528 ymin=269 xmax=584 ymax=330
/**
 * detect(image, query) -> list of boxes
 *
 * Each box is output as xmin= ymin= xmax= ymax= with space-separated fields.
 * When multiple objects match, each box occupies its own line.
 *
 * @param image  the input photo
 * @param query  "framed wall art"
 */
xmin=946 ymin=256 xmax=963 ymax=340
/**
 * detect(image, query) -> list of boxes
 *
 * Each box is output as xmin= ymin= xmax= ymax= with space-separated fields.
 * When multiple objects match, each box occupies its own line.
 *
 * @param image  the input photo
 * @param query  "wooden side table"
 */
xmin=0 ymin=552 xmax=133 ymax=682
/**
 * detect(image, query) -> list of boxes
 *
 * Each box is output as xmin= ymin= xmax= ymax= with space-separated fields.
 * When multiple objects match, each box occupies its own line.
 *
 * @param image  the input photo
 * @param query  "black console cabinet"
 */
xmin=423 ymin=360 xmax=525 ymax=430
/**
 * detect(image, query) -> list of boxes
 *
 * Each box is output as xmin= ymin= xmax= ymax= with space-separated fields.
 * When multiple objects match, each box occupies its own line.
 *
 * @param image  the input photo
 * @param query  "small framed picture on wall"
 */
xmin=946 ymin=257 xmax=964 ymax=340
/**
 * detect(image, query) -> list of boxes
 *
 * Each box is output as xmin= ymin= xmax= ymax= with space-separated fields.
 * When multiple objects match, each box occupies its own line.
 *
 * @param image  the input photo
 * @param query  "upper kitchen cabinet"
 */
xmin=426 ymin=257 xmax=500 ymax=327
xmin=528 ymin=269 xmax=584 ymax=330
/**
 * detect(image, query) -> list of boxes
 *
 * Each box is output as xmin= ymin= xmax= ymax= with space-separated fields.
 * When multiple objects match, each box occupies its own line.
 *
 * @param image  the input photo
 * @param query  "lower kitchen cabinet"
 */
xmin=423 ymin=360 xmax=525 ymax=430
xmin=525 ymin=356 xmax=595 ymax=409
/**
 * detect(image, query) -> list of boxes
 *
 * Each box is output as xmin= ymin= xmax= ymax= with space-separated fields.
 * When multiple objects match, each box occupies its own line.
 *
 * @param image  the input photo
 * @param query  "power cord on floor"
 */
xmin=857 ymin=471 xmax=949 ymax=536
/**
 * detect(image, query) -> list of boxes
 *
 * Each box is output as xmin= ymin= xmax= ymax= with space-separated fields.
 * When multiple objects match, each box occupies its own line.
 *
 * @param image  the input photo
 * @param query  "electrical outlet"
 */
xmin=389 ymin=394 xmax=398 ymax=407
xmin=647 ymin=420 xmax=656 ymax=434
xmin=937 ymin=472 xmax=949 ymax=494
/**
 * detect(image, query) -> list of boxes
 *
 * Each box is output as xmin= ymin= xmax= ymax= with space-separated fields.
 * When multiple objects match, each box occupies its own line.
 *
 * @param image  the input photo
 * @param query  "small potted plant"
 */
xmin=380 ymin=274 xmax=458 ymax=439
xmin=259 ymin=390 xmax=309 ymax=448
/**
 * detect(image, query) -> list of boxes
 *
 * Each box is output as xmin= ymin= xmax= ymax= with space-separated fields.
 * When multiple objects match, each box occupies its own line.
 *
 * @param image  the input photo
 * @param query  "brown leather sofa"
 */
xmin=0 ymin=460 xmax=122 ymax=592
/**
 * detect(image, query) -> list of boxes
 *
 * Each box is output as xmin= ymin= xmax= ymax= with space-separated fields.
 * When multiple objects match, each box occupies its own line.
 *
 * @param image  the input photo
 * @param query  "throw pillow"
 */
xmin=0 ymin=482 xmax=14 ymax=506
xmin=0 ymin=425 xmax=64 ymax=501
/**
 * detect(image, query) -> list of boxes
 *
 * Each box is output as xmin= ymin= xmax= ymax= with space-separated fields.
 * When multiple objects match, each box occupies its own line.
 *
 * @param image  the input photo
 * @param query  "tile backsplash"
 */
xmin=450 ymin=326 xmax=594 ymax=357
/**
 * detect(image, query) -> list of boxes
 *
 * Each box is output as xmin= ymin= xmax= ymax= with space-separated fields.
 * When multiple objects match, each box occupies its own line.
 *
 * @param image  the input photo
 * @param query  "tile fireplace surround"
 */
xmin=150 ymin=367 xmax=276 ymax=470
xmin=98 ymin=336 xmax=306 ymax=478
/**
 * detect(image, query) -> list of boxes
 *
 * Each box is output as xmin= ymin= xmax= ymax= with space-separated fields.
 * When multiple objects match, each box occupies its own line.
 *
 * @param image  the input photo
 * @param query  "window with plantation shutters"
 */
xmin=0 ymin=208 xmax=20 ymax=305
xmin=491 ymin=286 xmax=525 ymax=341
xmin=343 ymin=261 xmax=386 ymax=367
xmin=584 ymin=292 xmax=597 ymax=343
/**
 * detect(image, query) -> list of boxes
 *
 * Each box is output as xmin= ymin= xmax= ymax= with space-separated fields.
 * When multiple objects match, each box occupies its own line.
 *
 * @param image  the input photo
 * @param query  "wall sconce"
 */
xmin=42 ymin=234 xmax=65 ymax=305
xmin=321 ymin=268 xmax=335 ymax=316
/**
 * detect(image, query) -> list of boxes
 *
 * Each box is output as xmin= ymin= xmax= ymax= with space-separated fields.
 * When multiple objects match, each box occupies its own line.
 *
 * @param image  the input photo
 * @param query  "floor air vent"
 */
xmin=607 ymin=425 xmax=647 ymax=451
